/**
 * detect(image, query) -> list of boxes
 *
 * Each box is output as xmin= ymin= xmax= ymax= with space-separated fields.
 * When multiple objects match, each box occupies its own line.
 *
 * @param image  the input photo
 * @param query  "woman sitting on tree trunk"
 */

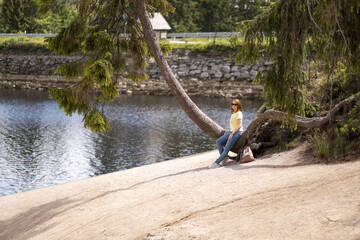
xmin=208 ymin=99 xmax=243 ymax=169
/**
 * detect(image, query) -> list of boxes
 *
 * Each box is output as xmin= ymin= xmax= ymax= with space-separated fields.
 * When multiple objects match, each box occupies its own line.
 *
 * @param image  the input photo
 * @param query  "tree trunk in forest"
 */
xmin=134 ymin=0 xmax=224 ymax=140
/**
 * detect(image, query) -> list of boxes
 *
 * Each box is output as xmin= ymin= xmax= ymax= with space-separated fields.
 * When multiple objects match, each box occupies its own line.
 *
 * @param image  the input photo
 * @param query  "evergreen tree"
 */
xmin=164 ymin=0 xmax=269 ymax=33
xmin=36 ymin=0 xmax=76 ymax=33
xmin=165 ymin=0 xmax=200 ymax=32
xmin=231 ymin=0 xmax=360 ymax=128
xmin=197 ymin=0 xmax=231 ymax=32
xmin=229 ymin=0 xmax=267 ymax=26
xmin=39 ymin=0 xmax=171 ymax=132
xmin=0 ymin=0 xmax=75 ymax=33
xmin=1 ymin=0 xmax=24 ymax=32
xmin=22 ymin=0 xmax=38 ymax=32
xmin=39 ymin=0 xmax=225 ymax=137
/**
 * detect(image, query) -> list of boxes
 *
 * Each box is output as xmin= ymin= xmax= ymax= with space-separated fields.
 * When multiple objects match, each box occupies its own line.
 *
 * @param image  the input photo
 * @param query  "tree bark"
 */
xmin=134 ymin=0 xmax=224 ymax=140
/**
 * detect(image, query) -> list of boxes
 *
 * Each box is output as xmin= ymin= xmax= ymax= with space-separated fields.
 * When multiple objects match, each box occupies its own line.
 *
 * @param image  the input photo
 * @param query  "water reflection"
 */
xmin=0 ymin=89 xmax=263 ymax=196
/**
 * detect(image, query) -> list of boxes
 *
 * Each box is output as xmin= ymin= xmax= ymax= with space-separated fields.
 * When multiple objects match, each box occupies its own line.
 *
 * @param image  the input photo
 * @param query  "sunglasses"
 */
xmin=231 ymin=103 xmax=238 ymax=106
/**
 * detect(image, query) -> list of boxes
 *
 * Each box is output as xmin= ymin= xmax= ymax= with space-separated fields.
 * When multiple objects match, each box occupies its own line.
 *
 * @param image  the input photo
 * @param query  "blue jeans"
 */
xmin=215 ymin=131 xmax=242 ymax=164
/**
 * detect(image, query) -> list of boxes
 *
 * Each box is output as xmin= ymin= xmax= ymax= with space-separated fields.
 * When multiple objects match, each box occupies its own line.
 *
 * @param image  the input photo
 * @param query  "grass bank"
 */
xmin=0 ymin=36 xmax=238 ymax=52
xmin=0 ymin=36 xmax=47 ymax=51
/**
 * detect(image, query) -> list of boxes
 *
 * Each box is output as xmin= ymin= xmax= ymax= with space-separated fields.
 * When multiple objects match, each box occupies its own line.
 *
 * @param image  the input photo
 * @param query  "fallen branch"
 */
xmin=232 ymin=92 xmax=360 ymax=154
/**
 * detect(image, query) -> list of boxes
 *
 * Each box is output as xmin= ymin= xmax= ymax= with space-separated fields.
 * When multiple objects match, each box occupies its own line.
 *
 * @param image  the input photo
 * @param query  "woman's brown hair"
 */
xmin=230 ymin=99 xmax=242 ymax=114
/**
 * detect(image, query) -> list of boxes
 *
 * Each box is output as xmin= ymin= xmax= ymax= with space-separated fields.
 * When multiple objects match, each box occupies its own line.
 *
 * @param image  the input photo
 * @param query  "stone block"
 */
xmin=241 ymin=66 xmax=248 ymax=72
xmin=214 ymin=72 xmax=223 ymax=78
xmin=231 ymin=66 xmax=239 ymax=72
xmin=190 ymin=64 xmax=198 ymax=70
xmin=251 ymin=65 xmax=259 ymax=71
xmin=224 ymin=73 xmax=232 ymax=79
xmin=233 ymin=71 xmax=241 ymax=77
xmin=241 ymin=71 xmax=251 ymax=79
xmin=222 ymin=66 xmax=231 ymax=73
xmin=178 ymin=71 xmax=186 ymax=76
xmin=149 ymin=69 xmax=158 ymax=74
xmin=246 ymin=77 xmax=254 ymax=82
xmin=211 ymin=65 xmax=219 ymax=71
xmin=178 ymin=67 xmax=188 ymax=73
xmin=200 ymin=72 xmax=209 ymax=78
xmin=250 ymin=70 xmax=258 ymax=76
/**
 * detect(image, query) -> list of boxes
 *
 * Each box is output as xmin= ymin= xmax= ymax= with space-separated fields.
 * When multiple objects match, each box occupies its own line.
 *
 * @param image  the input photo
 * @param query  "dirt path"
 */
xmin=1 ymin=144 xmax=359 ymax=240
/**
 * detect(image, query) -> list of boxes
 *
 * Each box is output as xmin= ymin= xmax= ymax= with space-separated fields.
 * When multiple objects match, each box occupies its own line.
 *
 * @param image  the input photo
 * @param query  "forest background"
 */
xmin=0 ymin=0 xmax=270 ymax=33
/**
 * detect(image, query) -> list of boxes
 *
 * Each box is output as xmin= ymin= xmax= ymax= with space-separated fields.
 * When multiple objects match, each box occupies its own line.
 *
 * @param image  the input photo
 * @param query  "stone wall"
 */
xmin=0 ymin=49 xmax=267 ymax=99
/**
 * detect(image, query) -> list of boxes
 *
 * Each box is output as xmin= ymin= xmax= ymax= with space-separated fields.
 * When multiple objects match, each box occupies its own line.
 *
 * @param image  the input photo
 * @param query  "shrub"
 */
xmin=311 ymin=104 xmax=360 ymax=161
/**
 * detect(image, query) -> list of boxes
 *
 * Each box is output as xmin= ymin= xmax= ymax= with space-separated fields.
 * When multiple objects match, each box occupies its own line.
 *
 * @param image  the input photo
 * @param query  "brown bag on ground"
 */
xmin=240 ymin=146 xmax=255 ymax=163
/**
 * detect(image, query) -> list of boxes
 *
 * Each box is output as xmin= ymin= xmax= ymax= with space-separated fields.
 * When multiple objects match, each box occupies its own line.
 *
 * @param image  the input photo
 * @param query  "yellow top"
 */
xmin=230 ymin=111 xmax=243 ymax=132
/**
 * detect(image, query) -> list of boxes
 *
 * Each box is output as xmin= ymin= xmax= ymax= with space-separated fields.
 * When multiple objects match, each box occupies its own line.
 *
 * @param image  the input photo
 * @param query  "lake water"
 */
xmin=0 ymin=89 xmax=263 ymax=196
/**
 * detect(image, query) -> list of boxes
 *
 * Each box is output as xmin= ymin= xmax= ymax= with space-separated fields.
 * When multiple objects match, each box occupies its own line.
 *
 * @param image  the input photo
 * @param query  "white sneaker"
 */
xmin=220 ymin=157 xmax=229 ymax=166
xmin=208 ymin=162 xmax=221 ymax=169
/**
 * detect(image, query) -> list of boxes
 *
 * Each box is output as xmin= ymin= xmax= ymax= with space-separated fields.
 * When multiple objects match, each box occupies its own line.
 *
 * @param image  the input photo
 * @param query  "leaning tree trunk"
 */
xmin=134 ymin=0 xmax=360 ymax=157
xmin=134 ymin=0 xmax=224 ymax=140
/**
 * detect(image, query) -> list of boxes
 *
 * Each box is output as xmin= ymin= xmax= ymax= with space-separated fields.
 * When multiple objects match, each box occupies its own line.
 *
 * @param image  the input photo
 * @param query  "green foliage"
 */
xmin=312 ymin=127 xmax=360 ymax=160
xmin=49 ymin=88 xmax=84 ymax=116
xmin=35 ymin=1 xmax=77 ymax=33
xmin=83 ymin=28 xmax=114 ymax=54
xmin=1 ymin=0 xmax=24 ymax=33
xmin=127 ymin=71 xmax=149 ymax=84
xmin=49 ymin=87 xmax=113 ymax=132
xmin=165 ymin=0 xmax=201 ymax=32
xmin=84 ymin=60 xmax=113 ymax=88
xmin=41 ymin=0 xmax=176 ymax=132
xmin=83 ymin=110 xmax=109 ymax=132
xmin=311 ymin=130 xmax=332 ymax=158
xmin=170 ymin=38 xmax=233 ymax=52
xmin=0 ymin=36 xmax=47 ymax=50
xmin=315 ymin=61 xmax=360 ymax=111
xmin=232 ymin=0 xmax=360 ymax=130
xmin=311 ymin=100 xmax=360 ymax=160
xmin=45 ymin=18 xmax=87 ymax=55
xmin=148 ymin=0 xmax=175 ymax=16
xmin=55 ymin=63 xmax=81 ymax=81
xmin=165 ymin=0 xmax=269 ymax=33
xmin=0 ymin=0 xmax=75 ymax=33
xmin=340 ymin=104 xmax=360 ymax=141
xmin=159 ymin=41 xmax=172 ymax=56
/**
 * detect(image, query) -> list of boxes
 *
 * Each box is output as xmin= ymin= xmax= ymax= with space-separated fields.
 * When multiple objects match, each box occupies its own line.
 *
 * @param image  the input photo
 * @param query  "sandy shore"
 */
xmin=1 ymin=144 xmax=360 ymax=240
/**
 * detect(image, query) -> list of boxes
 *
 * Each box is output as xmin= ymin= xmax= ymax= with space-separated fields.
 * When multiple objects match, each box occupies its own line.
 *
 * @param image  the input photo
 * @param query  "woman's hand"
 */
xmin=224 ymin=130 xmax=230 ymax=135
xmin=228 ymin=132 xmax=234 ymax=140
